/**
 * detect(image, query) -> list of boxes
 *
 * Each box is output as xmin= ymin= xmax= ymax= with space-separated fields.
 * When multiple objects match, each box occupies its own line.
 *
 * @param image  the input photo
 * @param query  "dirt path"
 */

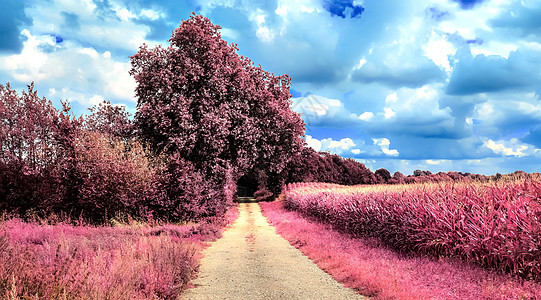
xmin=181 ymin=198 xmax=364 ymax=300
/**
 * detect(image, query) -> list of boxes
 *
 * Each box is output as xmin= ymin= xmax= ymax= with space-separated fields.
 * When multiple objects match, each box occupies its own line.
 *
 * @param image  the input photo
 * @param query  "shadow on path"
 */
xmin=235 ymin=197 xmax=258 ymax=203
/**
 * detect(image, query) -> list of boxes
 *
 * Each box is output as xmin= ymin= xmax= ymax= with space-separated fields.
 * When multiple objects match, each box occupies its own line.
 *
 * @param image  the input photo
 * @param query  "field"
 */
xmin=262 ymin=179 xmax=541 ymax=298
xmin=0 ymin=207 xmax=238 ymax=299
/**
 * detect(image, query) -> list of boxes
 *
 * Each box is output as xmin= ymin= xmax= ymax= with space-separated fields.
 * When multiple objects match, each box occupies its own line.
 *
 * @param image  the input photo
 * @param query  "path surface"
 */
xmin=181 ymin=198 xmax=364 ymax=300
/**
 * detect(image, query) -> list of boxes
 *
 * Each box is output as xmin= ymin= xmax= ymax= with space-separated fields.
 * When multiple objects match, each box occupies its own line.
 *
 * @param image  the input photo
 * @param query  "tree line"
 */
xmin=0 ymin=13 xmax=529 ymax=222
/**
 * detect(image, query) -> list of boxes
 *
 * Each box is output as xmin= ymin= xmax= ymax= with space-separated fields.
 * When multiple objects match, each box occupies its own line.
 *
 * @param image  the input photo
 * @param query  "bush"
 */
xmin=148 ymin=154 xmax=233 ymax=222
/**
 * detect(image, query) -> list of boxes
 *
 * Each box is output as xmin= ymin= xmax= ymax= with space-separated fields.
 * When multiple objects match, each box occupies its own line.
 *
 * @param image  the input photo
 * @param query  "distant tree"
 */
xmin=130 ymin=13 xmax=304 ymax=217
xmin=392 ymin=171 xmax=406 ymax=184
xmin=84 ymin=100 xmax=133 ymax=141
xmin=283 ymin=147 xmax=375 ymax=186
xmin=375 ymin=168 xmax=391 ymax=184
xmin=0 ymin=83 xmax=61 ymax=213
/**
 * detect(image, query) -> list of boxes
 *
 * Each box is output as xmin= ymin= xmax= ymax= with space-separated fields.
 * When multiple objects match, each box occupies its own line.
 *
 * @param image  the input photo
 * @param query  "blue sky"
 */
xmin=1 ymin=0 xmax=541 ymax=175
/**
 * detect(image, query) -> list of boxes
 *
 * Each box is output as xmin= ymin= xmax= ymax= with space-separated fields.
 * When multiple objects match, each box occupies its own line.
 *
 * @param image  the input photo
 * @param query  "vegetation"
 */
xmin=130 ymin=13 xmax=304 ymax=216
xmin=284 ymin=180 xmax=541 ymax=281
xmin=262 ymin=200 xmax=541 ymax=299
xmin=0 ymin=207 xmax=238 ymax=299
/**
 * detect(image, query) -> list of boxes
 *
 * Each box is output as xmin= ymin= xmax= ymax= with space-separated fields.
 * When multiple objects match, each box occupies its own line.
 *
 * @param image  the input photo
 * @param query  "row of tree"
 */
xmin=1 ymin=13 xmax=530 ymax=222
xmin=0 ymin=14 xmax=305 ymax=222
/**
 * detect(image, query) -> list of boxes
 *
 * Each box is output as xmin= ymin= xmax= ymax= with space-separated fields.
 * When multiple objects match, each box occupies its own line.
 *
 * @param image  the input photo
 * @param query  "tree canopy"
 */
xmin=130 ymin=13 xmax=305 ymax=213
xmin=131 ymin=13 xmax=304 ymax=177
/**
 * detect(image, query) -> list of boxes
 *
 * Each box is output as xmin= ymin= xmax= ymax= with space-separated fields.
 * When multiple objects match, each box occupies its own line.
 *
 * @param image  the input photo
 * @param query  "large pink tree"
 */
xmin=130 ymin=13 xmax=304 ymax=215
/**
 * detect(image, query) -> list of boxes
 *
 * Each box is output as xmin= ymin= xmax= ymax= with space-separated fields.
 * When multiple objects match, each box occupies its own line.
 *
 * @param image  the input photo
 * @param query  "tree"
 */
xmin=130 ymin=13 xmax=304 ymax=217
xmin=84 ymin=100 xmax=133 ymax=141
xmin=375 ymin=168 xmax=391 ymax=184
xmin=0 ymin=83 xmax=60 ymax=213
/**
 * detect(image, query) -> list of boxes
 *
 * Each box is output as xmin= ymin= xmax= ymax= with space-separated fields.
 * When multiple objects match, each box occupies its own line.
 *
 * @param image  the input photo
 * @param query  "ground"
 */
xmin=181 ymin=198 xmax=364 ymax=300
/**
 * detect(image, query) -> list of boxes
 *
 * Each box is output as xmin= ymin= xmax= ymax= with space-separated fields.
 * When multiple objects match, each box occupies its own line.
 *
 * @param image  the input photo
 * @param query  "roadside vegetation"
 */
xmin=262 ymin=180 xmax=541 ymax=298
xmin=1 ymin=12 xmax=539 ymax=299
xmin=262 ymin=200 xmax=540 ymax=299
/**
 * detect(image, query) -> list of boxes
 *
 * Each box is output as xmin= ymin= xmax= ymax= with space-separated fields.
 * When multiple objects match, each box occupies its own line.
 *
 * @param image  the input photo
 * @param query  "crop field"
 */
xmin=284 ymin=180 xmax=541 ymax=282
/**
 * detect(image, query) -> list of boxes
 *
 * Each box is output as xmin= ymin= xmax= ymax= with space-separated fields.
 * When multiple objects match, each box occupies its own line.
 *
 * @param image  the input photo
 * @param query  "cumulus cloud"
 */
xmin=446 ymin=49 xmax=541 ymax=95
xmin=358 ymin=111 xmax=374 ymax=121
xmin=366 ymin=85 xmax=457 ymax=138
xmin=0 ymin=30 xmax=136 ymax=106
xmin=352 ymin=45 xmax=445 ymax=88
xmin=350 ymin=5 xmax=447 ymax=88
xmin=305 ymin=135 xmax=357 ymax=155
xmin=305 ymin=135 xmax=322 ymax=152
xmin=372 ymin=138 xmax=399 ymax=157
xmin=24 ymin=0 xmax=153 ymax=57
xmin=483 ymin=138 xmax=538 ymax=157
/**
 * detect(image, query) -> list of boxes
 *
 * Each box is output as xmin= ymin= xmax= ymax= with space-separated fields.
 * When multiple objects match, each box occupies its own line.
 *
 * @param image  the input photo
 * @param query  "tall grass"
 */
xmin=0 ymin=206 xmax=239 ymax=299
xmin=284 ymin=180 xmax=541 ymax=281
xmin=262 ymin=200 xmax=541 ymax=299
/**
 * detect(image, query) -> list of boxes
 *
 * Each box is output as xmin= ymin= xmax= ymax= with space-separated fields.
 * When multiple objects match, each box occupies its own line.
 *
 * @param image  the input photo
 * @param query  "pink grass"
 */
xmin=0 ymin=205 xmax=238 ymax=300
xmin=261 ymin=200 xmax=541 ymax=299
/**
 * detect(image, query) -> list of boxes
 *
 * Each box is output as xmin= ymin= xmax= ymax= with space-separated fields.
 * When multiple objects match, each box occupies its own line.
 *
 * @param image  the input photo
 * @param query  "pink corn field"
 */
xmin=261 ymin=200 xmax=541 ymax=299
xmin=283 ymin=179 xmax=541 ymax=281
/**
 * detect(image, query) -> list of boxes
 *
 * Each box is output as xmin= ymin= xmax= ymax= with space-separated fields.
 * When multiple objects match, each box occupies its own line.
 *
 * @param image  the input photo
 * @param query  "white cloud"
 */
xmin=305 ymin=135 xmax=322 ymax=151
xmin=256 ymin=27 xmax=275 ymax=42
xmin=372 ymin=138 xmax=399 ymax=157
xmin=426 ymin=159 xmax=441 ymax=165
xmin=89 ymin=94 xmax=106 ymax=106
xmin=470 ymin=41 xmax=518 ymax=58
xmin=483 ymin=138 xmax=536 ymax=157
xmin=380 ymin=85 xmax=453 ymax=126
xmin=351 ymin=149 xmax=361 ymax=155
xmin=3 ymin=30 xmax=50 ymax=82
xmin=140 ymin=9 xmax=163 ymax=21
xmin=353 ymin=58 xmax=367 ymax=70
xmin=26 ymin=0 xmax=151 ymax=53
xmin=358 ymin=111 xmax=374 ymax=121
xmin=275 ymin=0 xmax=322 ymax=17
xmin=423 ymin=31 xmax=455 ymax=72
xmin=113 ymin=7 xmax=137 ymax=21
xmin=0 ymin=30 xmax=136 ymax=106
xmin=322 ymin=137 xmax=356 ymax=151
xmin=305 ymin=135 xmax=356 ymax=155
xmin=384 ymin=107 xmax=396 ymax=119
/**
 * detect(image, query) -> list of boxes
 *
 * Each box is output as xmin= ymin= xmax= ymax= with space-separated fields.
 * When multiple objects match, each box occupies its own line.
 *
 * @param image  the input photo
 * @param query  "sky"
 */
xmin=1 ymin=0 xmax=541 ymax=175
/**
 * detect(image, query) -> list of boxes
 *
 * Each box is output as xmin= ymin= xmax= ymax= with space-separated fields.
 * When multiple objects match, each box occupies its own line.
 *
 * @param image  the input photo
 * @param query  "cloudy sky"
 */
xmin=2 ymin=0 xmax=541 ymax=175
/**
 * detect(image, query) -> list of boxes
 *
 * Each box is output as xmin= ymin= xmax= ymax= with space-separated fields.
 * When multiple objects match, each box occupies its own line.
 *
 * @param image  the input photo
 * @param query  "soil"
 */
xmin=180 ymin=198 xmax=365 ymax=300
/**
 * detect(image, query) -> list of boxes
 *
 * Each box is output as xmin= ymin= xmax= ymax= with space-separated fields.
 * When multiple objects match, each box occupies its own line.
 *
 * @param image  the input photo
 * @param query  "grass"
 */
xmin=0 ymin=206 xmax=239 ymax=300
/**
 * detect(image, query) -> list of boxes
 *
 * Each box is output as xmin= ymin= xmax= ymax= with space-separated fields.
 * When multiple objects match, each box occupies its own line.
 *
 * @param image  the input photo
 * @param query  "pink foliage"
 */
xmin=0 ymin=82 xmax=235 ymax=222
xmin=283 ymin=181 xmax=541 ymax=282
xmin=130 ymin=13 xmax=305 ymax=202
xmin=261 ymin=200 xmax=541 ymax=299
xmin=285 ymin=147 xmax=376 ymax=185
xmin=0 ymin=205 xmax=238 ymax=299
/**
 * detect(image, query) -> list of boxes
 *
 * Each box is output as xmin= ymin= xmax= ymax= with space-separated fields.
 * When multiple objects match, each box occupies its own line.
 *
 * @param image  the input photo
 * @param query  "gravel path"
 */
xmin=181 ymin=198 xmax=365 ymax=300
